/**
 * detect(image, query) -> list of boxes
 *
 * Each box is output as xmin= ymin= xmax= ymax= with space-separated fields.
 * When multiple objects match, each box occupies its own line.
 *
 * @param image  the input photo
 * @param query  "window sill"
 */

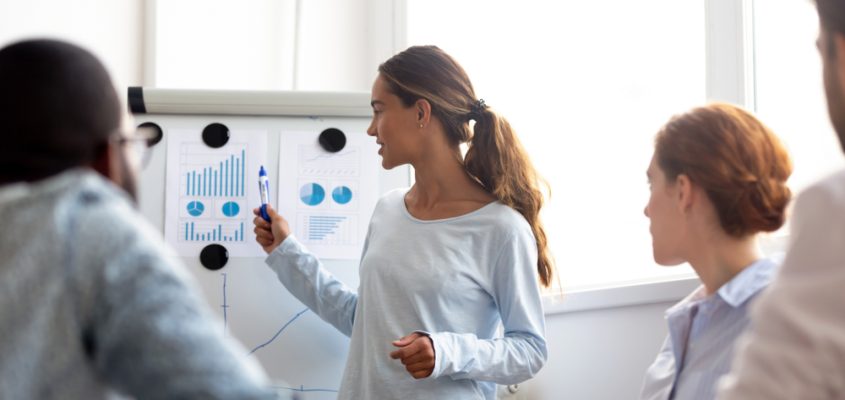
xmin=543 ymin=276 xmax=700 ymax=316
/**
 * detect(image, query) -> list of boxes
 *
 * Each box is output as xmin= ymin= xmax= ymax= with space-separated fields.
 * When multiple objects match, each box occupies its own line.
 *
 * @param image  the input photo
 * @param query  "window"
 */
xmin=153 ymin=0 xmax=297 ymax=90
xmin=753 ymin=0 xmax=845 ymax=193
xmin=152 ymin=0 xmax=375 ymax=91
xmin=406 ymin=1 xmax=704 ymax=290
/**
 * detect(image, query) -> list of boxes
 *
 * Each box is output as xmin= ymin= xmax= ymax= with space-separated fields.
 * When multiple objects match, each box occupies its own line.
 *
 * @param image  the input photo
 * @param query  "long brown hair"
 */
xmin=655 ymin=103 xmax=793 ymax=237
xmin=378 ymin=45 xmax=553 ymax=287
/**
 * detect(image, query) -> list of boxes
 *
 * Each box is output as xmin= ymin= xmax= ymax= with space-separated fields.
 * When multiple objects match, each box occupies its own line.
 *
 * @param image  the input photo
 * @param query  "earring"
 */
xmin=419 ymin=123 xmax=424 ymax=128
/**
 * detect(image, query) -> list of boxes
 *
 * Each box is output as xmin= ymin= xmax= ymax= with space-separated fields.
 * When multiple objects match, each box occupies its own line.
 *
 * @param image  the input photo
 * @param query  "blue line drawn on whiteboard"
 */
xmin=221 ymin=201 xmax=241 ymax=217
xmin=249 ymin=308 xmax=309 ymax=355
xmin=307 ymin=215 xmax=347 ymax=241
xmin=221 ymin=272 xmax=229 ymax=333
xmin=183 ymin=149 xmax=246 ymax=197
xmin=274 ymin=385 xmax=339 ymax=394
xmin=186 ymin=200 xmax=205 ymax=217
xmin=300 ymin=183 xmax=326 ymax=206
xmin=331 ymin=186 xmax=353 ymax=205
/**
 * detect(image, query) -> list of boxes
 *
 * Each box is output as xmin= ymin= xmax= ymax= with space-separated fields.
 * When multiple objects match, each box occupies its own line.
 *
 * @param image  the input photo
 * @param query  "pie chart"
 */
xmin=332 ymin=186 xmax=353 ymax=205
xmin=300 ymin=183 xmax=326 ymax=206
xmin=222 ymin=201 xmax=240 ymax=217
xmin=187 ymin=201 xmax=205 ymax=217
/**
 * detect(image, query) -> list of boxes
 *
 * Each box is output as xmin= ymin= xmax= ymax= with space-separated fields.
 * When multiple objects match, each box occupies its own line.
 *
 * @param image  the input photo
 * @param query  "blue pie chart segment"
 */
xmin=300 ymin=183 xmax=326 ymax=206
xmin=222 ymin=201 xmax=240 ymax=217
xmin=187 ymin=201 xmax=205 ymax=217
xmin=332 ymin=186 xmax=353 ymax=205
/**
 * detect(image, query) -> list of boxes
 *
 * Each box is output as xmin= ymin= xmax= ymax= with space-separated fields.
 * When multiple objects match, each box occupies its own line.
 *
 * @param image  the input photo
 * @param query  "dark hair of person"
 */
xmin=378 ymin=45 xmax=553 ymax=287
xmin=816 ymin=0 xmax=845 ymax=36
xmin=0 ymin=39 xmax=120 ymax=184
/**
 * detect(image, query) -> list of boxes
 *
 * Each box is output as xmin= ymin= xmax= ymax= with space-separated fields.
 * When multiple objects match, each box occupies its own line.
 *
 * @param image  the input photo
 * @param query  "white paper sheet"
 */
xmin=164 ymin=129 xmax=268 ymax=257
xmin=276 ymin=130 xmax=379 ymax=260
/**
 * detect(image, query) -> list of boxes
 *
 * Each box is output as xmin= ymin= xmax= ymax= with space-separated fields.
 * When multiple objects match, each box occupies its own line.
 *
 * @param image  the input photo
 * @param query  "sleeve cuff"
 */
xmin=265 ymin=235 xmax=302 ymax=265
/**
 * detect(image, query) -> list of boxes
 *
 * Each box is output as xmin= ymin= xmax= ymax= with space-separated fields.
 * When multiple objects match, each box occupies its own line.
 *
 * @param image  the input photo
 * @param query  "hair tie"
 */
xmin=467 ymin=98 xmax=488 ymax=121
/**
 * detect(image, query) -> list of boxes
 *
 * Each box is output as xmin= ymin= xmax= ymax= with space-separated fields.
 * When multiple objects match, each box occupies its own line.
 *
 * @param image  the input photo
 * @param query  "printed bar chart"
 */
xmin=182 ymin=221 xmax=245 ymax=242
xmin=166 ymin=130 xmax=267 ymax=257
xmin=307 ymin=216 xmax=347 ymax=241
xmin=177 ymin=143 xmax=251 ymax=244
xmin=184 ymin=149 xmax=246 ymax=197
xmin=296 ymin=214 xmax=357 ymax=246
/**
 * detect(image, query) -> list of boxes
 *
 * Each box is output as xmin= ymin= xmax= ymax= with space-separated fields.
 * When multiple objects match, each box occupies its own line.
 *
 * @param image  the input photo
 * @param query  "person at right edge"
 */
xmin=253 ymin=45 xmax=550 ymax=399
xmin=717 ymin=1 xmax=845 ymax=398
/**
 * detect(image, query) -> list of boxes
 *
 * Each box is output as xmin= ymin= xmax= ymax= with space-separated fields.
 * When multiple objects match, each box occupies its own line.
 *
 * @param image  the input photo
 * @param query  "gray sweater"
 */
xmin=0 ymin=170 xmax=277 ymax=399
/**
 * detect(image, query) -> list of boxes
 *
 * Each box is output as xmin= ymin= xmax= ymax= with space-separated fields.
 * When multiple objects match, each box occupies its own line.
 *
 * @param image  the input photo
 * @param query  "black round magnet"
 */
xmin=202 ymin=123 xmax=230 ymax=148
xmin=318 ymin=128 xmax=346 ymax=153
xmin=137 ymin=122 xmax=164 ymax=146
xmin=199 ymin=244 xmax=229 ymax=271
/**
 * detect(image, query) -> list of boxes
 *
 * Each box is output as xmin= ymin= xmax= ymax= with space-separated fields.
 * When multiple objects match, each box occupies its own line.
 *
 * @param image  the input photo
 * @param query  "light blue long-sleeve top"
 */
xmin=266 ymin=188 xmax=547 ymax=399
xmin=639 ymin=258 xmax=777 ymax=400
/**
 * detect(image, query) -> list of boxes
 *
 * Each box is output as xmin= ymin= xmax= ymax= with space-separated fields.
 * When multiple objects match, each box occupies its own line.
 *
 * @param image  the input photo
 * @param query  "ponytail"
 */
xmin=466 ymin=109 xmax=553 ymax=287
xmin=379 ymin=45 xmax=554 ymax=287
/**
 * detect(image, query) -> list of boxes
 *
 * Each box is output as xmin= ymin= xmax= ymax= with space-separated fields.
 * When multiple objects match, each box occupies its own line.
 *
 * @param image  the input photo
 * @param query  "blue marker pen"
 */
xmin=258 ymin=166 xmax=271 ymax=222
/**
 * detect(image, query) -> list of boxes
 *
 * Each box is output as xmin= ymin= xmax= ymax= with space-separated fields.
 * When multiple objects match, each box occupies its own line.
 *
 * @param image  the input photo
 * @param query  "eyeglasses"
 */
xmin=111 ymin=126 xmax=159 ymax=169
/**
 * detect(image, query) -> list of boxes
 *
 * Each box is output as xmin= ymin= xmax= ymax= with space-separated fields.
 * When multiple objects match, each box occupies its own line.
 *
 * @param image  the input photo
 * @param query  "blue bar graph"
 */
xmin=184 ymin=148 xmax=247 ymax=197
xmin=308 ymin=216 xmax=348 ymax=241
xmin=183 ymin=222 xmax=246 ymax=242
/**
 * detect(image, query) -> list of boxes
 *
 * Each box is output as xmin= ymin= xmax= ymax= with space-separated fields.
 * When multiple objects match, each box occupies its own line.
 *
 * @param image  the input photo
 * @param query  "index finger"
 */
xmin=390 ymin=341 xmax=424 ymax=361
xmin=389 ymin=346 xmax=410 ymax=360
xmin=254 ymin=216 xmax=270 ymax=229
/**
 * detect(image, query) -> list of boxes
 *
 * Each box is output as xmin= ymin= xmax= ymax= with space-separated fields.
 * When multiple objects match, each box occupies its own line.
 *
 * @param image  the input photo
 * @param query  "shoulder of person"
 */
xmin=378 ymin=187 xmax=408 ymax=203
xmin=65 ymin=172 xmax=145 ymax=231
xmin=60 ymin=170 xmax=178 ymax=266
xmin=793 ymin=168 xmax=845 ymax=220
xmin=372 ymin=187 xmax=409 ymax=213
xmin=480 ymin=201 xmax=535 ymax=240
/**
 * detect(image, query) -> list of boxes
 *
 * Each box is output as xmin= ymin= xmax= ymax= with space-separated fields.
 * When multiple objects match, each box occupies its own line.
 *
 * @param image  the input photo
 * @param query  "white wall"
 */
xmin=0 ymin=0 xmax=145 ymax=93
xmin=523 ymin=301 xmax=674 ymax=399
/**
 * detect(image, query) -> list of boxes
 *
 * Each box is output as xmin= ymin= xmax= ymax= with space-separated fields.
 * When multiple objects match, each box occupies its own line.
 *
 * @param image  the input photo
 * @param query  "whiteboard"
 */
xmin=135 ymin=108 xmax=409 ymax=399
